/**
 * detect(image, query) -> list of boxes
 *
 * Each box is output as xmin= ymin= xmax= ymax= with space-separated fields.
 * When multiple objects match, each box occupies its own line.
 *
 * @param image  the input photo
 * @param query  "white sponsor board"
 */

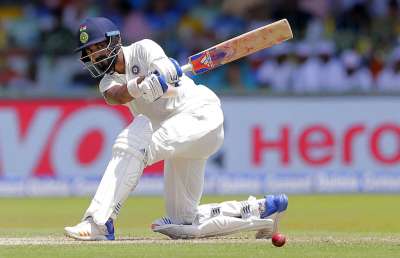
xmin=0 ymin=96 xmax=399 ymax=195
xmin=220 ymin=96 xmax=400 ymax=173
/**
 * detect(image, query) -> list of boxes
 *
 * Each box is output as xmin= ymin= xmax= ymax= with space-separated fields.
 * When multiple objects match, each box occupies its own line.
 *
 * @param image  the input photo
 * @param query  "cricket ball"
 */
xmin=271 ymin=233 xmax=286 ymax=247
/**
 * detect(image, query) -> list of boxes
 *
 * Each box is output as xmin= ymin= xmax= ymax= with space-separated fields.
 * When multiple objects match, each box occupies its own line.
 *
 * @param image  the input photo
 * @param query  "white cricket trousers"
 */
xmin=146 ymin=103 xmax=224 ymax=225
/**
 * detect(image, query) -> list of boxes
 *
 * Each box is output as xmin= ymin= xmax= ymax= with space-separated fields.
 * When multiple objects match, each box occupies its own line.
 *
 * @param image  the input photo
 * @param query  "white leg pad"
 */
xmin=152 ymin=216 xmax=273 ymax=239
xmin=195 ymin=196 xmax=261 ymax=224
xmin=83 ymin=115 xmax=153 ymax=225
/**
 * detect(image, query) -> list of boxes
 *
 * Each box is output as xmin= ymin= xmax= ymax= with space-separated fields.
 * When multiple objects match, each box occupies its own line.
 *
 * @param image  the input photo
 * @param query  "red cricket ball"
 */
xmin=271 ymin=233 xmax=286 ymax=247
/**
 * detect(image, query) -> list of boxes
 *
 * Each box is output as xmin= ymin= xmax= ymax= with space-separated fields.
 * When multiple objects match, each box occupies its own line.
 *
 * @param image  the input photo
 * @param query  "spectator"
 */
xmin=63 ymin=0 xmax=100 ymax=32
xmin=36 ymin=8 xmax=78 ymax=92
xmin=145 ymin=1 xmax=181 ymax=34
xmin=0 ymin=55 xmax=20 ymax=88
xmin=291 ymin=42 xmax=320 ymax=93
xmin=0 ymin=20 xmax=6 ymax=50
xmin=1 ymin=0 xmax=400 ymax=95
xmin=121 ymin=5 xmax=153 ymax=43
xmin=197 ymin=60 xmax=256 ymax=92
xmin=340 ymin=50 xmax=373 ymax=92
xmin=315 ymin=40 xmax=346 ymax=92
xmin=271 ymin=0 xmax=313 ymax=39
xmin=224 ymin=60 xmax=256 ymax=91
xmin=377 ymin=47 xmax=400 ymax=92
xmin=6 ymin=55 xmax=36 ymax=91
xmin=256 ymin=42 xmax=294 ymax=92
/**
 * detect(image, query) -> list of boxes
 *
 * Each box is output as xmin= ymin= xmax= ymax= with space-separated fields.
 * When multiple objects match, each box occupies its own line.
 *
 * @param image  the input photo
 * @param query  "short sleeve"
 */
xmin=135 ymin=39 xmax=167 ymax=65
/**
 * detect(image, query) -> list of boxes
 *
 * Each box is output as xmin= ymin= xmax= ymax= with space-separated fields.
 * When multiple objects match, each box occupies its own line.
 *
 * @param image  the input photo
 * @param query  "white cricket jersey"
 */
xmin=99 ymin=39 xmax=221 ymax=129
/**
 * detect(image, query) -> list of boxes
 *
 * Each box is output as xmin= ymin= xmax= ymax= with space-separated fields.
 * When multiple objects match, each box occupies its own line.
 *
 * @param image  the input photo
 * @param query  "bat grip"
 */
xmin=272 ymin=211 xmax=285 ymax=234
xmin=181 ymin=63 xmax=193 ymax=74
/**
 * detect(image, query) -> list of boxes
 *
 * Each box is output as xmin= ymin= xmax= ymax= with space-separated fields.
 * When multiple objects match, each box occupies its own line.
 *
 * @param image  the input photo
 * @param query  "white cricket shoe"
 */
xmin=151 ymin=217 xmax=173 ymax=231
xmin=64 ymin=217 xmax=115 ymax=241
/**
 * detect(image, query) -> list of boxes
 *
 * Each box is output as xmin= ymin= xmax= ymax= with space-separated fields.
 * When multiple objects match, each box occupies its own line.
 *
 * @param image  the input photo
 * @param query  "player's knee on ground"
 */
xmin=152 ymin=215 xmax=274 ymax=239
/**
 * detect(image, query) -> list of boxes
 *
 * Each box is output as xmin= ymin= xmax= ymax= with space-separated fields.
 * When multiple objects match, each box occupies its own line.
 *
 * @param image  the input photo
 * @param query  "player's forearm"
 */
xmin=104 ymin=76 xmax=151 ymax=104
xmin=104 ymin=84 xmax=135 ymax=105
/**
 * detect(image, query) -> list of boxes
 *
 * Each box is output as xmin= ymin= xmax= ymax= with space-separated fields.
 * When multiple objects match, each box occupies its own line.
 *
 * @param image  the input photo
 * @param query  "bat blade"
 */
xmin=182 ymin=19 xmax=293 ymax=75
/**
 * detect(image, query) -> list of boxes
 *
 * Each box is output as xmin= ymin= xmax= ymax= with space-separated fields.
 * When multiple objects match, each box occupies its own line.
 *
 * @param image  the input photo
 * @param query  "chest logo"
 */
xmin=131 ymin=65 xmax=140 ymax=75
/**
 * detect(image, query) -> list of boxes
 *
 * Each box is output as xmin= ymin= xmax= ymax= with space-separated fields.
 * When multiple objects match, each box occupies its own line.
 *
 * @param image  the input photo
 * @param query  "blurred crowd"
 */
xmin=0 ymin=0 xmax=400 ymax=96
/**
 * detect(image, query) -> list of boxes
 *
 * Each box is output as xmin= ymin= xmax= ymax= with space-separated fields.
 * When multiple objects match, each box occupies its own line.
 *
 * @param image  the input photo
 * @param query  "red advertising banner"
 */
xmin=0 ymin=99 xmax=163 ymax=179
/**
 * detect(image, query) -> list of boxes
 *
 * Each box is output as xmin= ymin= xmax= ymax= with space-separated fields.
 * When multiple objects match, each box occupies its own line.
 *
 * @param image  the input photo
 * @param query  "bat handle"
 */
xmin=181 ymin=63 xmax=193 ymax=74
xmin=272 ymin=211 xmax=283 ymax=234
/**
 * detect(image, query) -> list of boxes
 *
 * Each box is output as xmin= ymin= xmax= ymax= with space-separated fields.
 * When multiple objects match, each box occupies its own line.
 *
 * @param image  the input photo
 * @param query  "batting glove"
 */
xmin=150 ymin=57 xmax=183 ymax=87
xmin=140 ymin=73 xmax=168 ymax=102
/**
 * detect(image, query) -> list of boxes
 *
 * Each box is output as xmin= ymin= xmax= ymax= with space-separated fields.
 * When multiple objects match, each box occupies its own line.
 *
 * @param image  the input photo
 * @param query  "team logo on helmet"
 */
xmin=80 ymin=32 xmax=89 ymax=44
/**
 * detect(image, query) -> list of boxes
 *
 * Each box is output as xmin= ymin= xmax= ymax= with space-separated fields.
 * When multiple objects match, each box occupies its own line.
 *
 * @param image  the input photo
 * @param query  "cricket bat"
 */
xmin=181 ymin=19 xmax=293 ymax=75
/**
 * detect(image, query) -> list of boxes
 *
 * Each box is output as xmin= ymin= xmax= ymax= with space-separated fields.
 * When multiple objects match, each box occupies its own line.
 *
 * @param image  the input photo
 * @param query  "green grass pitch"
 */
xmin=0 ymin=195 xmax=399 ymax=257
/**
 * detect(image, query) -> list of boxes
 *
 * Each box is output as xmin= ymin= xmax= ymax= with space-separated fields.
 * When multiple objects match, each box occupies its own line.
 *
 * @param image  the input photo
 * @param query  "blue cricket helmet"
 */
xmin=76 ymin=17 xmax=122 ymax=78
xmin=75 ymin=17 xmax=120 ymax=52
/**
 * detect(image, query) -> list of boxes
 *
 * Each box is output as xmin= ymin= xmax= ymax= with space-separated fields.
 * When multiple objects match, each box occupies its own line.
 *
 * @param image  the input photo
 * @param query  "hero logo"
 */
xmin=252 ymin=124 xmax=400 ymax=166
xmin=0 ymin=100 xmax=162 ymax=178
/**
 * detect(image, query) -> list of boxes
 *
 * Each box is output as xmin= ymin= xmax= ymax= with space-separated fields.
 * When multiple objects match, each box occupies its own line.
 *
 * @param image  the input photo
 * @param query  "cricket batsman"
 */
xmin=64 ymin=17 xmax=288 ymax=240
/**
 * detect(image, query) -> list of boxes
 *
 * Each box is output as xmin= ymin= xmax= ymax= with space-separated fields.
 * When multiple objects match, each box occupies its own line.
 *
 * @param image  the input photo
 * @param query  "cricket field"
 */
xmin=0 ymin=195 xmax=399 ymax=257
